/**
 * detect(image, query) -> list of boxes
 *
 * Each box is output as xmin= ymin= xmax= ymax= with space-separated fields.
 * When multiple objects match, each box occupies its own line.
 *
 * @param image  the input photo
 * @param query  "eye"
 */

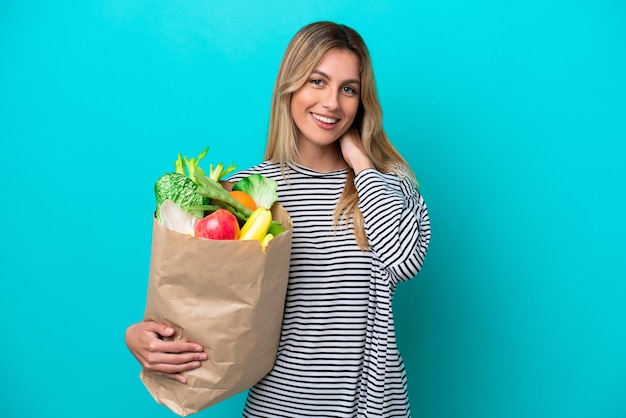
xmin=310 ymin=79 xmax=324 ymax=87
xmin=342 ymin=85 xmax=358 ymax=95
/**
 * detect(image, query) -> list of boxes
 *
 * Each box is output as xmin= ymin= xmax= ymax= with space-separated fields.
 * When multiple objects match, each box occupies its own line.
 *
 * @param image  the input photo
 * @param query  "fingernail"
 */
xmin=195 ymin=345 xmax=203 ymax=352
xmin=199 ymin=353 xmax=208 ymax=360
xmin=165 ymin=327 xmax=174 ymax=334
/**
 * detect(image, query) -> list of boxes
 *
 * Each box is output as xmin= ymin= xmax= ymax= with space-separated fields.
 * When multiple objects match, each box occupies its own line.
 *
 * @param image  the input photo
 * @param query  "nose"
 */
xmin=321 ymin=88 xmax=339 ymax=110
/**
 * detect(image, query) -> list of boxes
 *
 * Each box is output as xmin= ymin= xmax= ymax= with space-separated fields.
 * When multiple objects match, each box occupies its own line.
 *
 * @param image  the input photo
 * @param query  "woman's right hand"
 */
xmin=125 ymin=320 xmax=207 ymax=384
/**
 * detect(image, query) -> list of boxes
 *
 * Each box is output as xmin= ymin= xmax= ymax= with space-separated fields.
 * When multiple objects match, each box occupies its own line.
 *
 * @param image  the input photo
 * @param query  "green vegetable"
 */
xmin=195 ymin=174 xmax=254 ymax=220
xmin=173 ymin=147 xmax=236 ymax=184
xmin=155 ymin=147 xmax=234 ymax=221
xmin=232 ymin=174 xmax=279 ymax=209
xmin=209 ymin=162 xmax=237 ymax=182
xmin=268 ymin=221 xmax=286 ymax=236
xmin=175 ymin=147 xmax=208 ymax=183
xmin=154 ymin=173 xmax=206 ymax=221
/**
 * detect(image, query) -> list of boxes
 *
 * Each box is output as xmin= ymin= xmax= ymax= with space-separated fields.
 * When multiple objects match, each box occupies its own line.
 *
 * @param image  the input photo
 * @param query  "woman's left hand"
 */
xmin=339 ymin=128 xmax=374 ymax=174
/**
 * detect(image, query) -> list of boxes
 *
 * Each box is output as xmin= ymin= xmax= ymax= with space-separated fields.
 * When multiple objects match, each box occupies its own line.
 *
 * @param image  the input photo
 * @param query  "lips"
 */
xmin=311 ymin=112 xmax=338 ymax=124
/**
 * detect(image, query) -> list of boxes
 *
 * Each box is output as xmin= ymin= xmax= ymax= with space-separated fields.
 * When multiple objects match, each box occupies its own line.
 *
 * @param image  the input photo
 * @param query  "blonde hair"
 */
xmin=265 ymin=21 xmax=415 ymax=249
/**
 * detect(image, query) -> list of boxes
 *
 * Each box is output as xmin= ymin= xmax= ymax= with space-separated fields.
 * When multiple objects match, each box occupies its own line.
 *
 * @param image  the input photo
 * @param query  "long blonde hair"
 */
xmin=265 ymin=21 xmax=415 ymax=249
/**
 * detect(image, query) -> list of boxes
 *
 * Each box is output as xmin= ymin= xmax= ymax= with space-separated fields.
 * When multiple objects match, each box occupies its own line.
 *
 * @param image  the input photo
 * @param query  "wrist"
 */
xmin=351 ymin=157 xmax=374 ymax=175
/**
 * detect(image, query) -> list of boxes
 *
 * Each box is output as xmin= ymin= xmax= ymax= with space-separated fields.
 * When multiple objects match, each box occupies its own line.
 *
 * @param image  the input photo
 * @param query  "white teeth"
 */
xmin=312 ymin=113 xmax=338 ymax=124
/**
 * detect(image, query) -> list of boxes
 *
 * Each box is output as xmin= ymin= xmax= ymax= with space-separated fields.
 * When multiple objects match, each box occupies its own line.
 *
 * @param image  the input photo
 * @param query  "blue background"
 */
xmin=1 ymin=1 xmax=625 ymax=417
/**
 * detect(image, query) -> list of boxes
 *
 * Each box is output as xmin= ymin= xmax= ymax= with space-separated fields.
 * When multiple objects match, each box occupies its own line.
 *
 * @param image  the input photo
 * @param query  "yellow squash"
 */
xmin=239 ymin=207 xmax=272 ymax=241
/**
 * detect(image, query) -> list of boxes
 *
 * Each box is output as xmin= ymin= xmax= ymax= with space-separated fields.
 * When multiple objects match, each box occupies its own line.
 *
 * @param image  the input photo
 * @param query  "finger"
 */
xmin=144 ymin=350 xmax=208 ymax=367
xmin=144 ymin=321 xmax=176 ymax=338
xmin=144 ymin=358 xmax=203 ymax=375
xmin=167 ymin=340 xmax=205 ymax=353
xmin=147 ymin=339 xmax=205 ymax=355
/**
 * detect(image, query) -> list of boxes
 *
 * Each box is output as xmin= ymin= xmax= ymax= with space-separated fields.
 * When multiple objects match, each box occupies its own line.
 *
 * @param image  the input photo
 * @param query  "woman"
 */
xmin=126 ymin=21 xmax=430 ymax=417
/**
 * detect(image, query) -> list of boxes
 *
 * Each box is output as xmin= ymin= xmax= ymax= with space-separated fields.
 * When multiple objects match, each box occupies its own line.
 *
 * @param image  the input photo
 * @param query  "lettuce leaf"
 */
xmin=232 ymin=174 xmax=279 ymax=209
xmin=154 ymin=172 xmax=206 ymax=221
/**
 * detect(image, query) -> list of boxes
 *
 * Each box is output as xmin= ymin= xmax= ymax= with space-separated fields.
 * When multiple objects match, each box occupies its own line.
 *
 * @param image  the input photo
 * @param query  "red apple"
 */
xmin=194 ymin=209 xmax=240 ymax=240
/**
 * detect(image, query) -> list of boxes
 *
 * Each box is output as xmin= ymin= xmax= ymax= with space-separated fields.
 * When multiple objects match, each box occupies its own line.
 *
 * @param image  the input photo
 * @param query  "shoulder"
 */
xmin=226 ymin=160 xmax=282 ymax=182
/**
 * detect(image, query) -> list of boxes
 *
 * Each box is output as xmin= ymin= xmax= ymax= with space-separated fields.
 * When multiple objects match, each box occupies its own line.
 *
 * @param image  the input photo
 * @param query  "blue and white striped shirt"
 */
xmin=229 ymin=161 xmax=430 ymax=418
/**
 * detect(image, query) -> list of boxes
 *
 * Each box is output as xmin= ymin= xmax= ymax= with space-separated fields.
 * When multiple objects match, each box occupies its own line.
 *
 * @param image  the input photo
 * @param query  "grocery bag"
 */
xmin=140 ymin=200 xmax=292 ymax=416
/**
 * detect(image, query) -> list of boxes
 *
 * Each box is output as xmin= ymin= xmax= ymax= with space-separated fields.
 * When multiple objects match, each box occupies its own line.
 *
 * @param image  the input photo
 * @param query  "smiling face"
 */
xmin=290 ymin=48 xmax=361 ymax=165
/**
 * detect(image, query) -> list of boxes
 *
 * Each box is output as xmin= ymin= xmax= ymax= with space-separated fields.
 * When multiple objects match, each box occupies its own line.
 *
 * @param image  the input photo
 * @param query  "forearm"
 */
xmin=356 ymin=169 xmax=430 ymax=281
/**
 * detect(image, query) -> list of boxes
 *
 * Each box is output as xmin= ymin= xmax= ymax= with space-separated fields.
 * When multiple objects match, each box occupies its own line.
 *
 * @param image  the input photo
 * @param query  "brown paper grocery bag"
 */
xmin=140 ymin=203 xmax=292 ymax=416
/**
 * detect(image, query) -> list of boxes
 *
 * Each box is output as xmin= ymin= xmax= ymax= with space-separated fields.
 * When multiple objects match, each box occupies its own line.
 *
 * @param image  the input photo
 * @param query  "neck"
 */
xmin=295 ymin=141 xmax=347 ymax=172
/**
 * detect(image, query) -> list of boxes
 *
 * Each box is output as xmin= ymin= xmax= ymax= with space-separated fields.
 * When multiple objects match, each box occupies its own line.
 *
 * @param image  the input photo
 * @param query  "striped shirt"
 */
xmin=228 ymin=161 xmax=430 ymax=418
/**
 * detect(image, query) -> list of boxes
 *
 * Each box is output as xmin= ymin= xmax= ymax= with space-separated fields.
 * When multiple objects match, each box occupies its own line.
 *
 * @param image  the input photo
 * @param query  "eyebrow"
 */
xmin=312 ymin=69 xmax=360 ymax=86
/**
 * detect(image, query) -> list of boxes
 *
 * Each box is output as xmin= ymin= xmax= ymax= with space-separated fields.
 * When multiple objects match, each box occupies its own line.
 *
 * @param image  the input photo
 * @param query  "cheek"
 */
xmin=341 ymin=99 xmax=361 ymax=124
xmin=290 ymin=86 xmax=310 ymax=107
xmin=289 ymin=93 xmax=309 ymax=133
xmin=290 ymin=93 xmax=303 ymax=112
xmin=290 ymin=92 xmax=308 ymax=123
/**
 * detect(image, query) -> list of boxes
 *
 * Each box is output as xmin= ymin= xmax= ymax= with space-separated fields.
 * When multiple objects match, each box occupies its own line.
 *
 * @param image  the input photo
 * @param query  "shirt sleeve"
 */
xmin=355 ymin=168 xmax=431 ymax=283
